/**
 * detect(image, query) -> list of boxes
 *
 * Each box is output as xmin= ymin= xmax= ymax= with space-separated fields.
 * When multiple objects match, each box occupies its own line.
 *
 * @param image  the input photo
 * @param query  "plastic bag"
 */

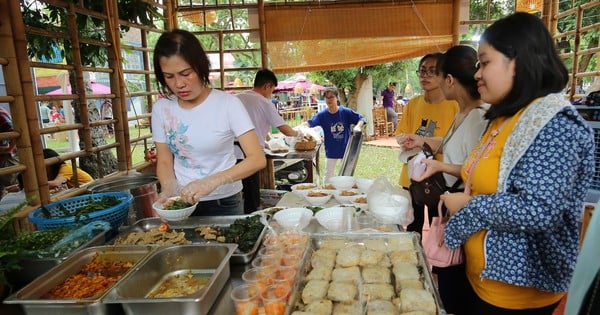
xmin=367 ymin=177 xmax=413 ymax=226
xmin=294 ymin=125 xmax=322 ymax=144
xmin=42 ymin=220 xmax=111 ymax=258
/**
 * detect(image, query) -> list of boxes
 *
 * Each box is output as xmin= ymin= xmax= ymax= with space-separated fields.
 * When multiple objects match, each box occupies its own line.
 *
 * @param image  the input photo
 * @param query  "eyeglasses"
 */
xmin=415 ymin=69 xmax=438 ymax=78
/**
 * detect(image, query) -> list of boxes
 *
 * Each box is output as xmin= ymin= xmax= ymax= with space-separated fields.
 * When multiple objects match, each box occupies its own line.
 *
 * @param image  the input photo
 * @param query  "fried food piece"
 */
xmin=304 ymin=300 xmax=333 ymax=315
xmin=331 ymin=266 xmax=361 ymax=284
xmin=363 ymin=239 xmax=388 ymax=252
xmin=302 ymin=280 xmax=329 ymax=304
xmin=359 ymin=249 xmax=385 ymax=266
xmin=306 ymin=265 xmax=333 ymax=281
xmin=362 ymin=265 xmax=391 ymax=284
xmin=389 ymin=250 xmax=419 ymax=265
xmin=387 ymin=236 xmax=414 ymax=252
xmin=311 ymin=248 xmax=337 ymax=269
xmin=336 ymin=244 xmax=363 ymax=267
xmin=327 ymin=281 xmax=357 ymax=303
xmin=367 ymin=299 xmax=398 ymax=315
xmin=361 ymin=283 xmax=395 ymax=301
xmin=332 ymin=301 xmax=362 ymax=315
xmin=397 ymin=288 xmax=436 ymax=314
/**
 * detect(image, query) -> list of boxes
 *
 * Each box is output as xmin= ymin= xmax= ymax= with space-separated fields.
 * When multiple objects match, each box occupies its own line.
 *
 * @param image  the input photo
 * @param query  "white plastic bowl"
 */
xmin=333 ymin=189 xmax=363 ymax=204
xmin=355 ymin=178 xmax=374 ymax=193
xmin=272 ymin=207 xmax=313 ymax=230
xmin=303 ymin=190 xmax=332 ymax=206
xmin=351 ymin=195 xmax=369 ymax=211
xmin=290 ymin=183 xmax=318 ymax=197
xmin=153 ymin=197 xmax=197 ymax=221
xmin=328 ymin=176 xmax=356 ymax=190
xmin=315 ymin=206 xmax=353 ymax=232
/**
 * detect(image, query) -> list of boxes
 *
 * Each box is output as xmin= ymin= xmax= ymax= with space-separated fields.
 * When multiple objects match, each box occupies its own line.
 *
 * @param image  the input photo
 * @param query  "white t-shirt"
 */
xmin=442 ymin=105 xmax=489 ymax=187
xmin=151 ymin=89 xmax=255 ymax=201
xmin=234 ymin=90 xmax=286 ymax=159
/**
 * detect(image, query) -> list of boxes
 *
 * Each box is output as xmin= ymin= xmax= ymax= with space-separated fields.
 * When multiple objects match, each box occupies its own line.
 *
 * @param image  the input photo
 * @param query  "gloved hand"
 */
xmin=158 ymin=179 xmax=182 ymax=202
xmin=295 ymin=129 xmax=304 ymax=139
xmin=180 ymin=173 xmax=233 ymax=204
xmin=352 ymin=125 xmax=362 ymax=134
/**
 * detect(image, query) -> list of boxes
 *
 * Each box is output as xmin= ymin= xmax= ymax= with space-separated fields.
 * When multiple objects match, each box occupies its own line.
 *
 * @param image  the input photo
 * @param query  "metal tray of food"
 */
xmin=6 ymin=223 xmax=114 ymax=290
xmin=108 ymin=215 xmax=266 ymax=264
xmin=103 ymin=244 xmax=236 ymax=315
xmin=285 ymin=232 xmax=446 ymax=315
xmin=4 ymin=245 xmax=154 ymax=315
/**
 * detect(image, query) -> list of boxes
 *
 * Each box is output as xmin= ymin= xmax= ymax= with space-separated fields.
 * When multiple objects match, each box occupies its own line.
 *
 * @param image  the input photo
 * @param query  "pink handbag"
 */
xmin=422 ymin=202 xmax=464 ymax=268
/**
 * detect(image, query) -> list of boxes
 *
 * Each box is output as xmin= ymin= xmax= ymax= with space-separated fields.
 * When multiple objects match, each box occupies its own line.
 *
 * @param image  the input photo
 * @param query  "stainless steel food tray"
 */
xmin=286 ymin=232 xmax=446 ymax=315
xmin=103 ymin=244 xmax=236 ymax=315
xmin=109 ymin=215 xmax=266 ymax=264
xmin=4 ymin=245 xmax=154 ymax=315
xmin=6 ymin=228 xmax=112 ymax=290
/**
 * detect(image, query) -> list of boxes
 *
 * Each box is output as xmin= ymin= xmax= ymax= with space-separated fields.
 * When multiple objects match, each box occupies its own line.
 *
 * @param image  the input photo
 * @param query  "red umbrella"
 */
xmin=275 ymin=75 xmax=326 ymax=93
xmin=45 ymin=82 xmax=111 ymax=95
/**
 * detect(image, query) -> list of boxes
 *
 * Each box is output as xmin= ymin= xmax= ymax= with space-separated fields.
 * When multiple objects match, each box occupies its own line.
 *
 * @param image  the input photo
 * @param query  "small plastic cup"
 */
xmin=242 ymin=267 xmax=274 ymax=291
xmin=230 ymin=284 xmax=261 ymax=315
xmin=251 ymin=255 xmax=281 ymax=270
xmin=273 ymin=265 xmax=297 ymax=288
xmin=261 ymin=284 xmax=290 ymax=315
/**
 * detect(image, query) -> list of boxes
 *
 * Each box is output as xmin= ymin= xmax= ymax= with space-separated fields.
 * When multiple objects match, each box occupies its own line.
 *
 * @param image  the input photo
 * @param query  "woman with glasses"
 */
xmin=400 ymin=45 xmax=488 ymax=315
xmin=395 ymin=52 xmax=459 ymax=233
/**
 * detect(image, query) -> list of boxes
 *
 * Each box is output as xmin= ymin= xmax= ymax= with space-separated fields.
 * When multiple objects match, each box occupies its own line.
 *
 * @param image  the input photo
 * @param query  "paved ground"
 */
xmin=364 ymin=136 xmax=400 ymax=148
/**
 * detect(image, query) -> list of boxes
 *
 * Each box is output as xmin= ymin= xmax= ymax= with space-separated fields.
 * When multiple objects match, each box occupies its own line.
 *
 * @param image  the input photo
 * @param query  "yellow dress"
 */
xmin=461 ymin=112 xmax=564 ymax=309
xmin=58 ymin=164 xmax=94 ymax=188
xmin=395 ymin=95 xmax=458 ymax=187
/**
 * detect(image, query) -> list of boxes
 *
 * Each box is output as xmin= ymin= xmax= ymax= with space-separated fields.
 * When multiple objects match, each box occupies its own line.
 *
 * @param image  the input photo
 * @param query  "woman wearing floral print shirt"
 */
xmin=440 ymin=13 xmax=595 ymax=315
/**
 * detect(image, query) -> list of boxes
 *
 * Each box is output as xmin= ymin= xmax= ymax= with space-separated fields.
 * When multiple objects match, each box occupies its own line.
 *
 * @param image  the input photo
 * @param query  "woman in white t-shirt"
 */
xmin=400 ymin=45 xmax=488 ymax=315
xmin=151 ymin=29 xmax=265 ymax=216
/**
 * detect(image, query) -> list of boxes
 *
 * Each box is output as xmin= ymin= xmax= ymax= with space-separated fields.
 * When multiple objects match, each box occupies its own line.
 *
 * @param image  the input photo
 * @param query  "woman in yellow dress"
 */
xmin=441 ymin=12 xmax=595 ymax=314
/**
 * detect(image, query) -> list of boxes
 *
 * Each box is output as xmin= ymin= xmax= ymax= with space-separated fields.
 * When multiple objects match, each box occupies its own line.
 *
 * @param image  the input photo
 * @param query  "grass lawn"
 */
xmin=316 ymin=144 xmax=403 ymax=185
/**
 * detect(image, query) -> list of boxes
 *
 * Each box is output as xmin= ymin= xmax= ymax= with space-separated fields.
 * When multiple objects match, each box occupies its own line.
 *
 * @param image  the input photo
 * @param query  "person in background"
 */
xmin=305 ymin=88 xmax=366 ymax=183
xmin=100 ymin=99 xmax=114 ymax=137
xmin=151 ymin=29 xmax=265 ymax=216
xmin=395 ymin=52 xmax=459 ymax=232
xmin=43 ymin=148 xmax=93 ymax=189
xmin=0 ymin=107 xmax=20 ymax=200
xmin=235 ymin=69 xmax=300 ymax=213
xmin=39 ymin=102 xmax=51 ymax=125
xmin=50 ymin=105 xmax=63 ymax=123
xmin=380 ymin=82 xmax=399 ymax=129
xmin=400 ymin=45 xmax=488 ymax=315
xmin=441 ymin=12 xmax=595 ymax=314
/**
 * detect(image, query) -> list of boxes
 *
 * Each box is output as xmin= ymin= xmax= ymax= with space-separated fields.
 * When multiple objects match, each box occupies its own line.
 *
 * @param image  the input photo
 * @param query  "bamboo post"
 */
xmin=4 ymin=0 xmax=44 ymax=208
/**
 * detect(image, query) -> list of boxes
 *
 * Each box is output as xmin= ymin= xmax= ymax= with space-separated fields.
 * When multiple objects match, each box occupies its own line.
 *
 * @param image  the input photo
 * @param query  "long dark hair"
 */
xmin=43 ymin=148 xmax=64 ymax=180
xmin=438 ymin=45 xmax=480 ymax=100
xmin=480 ymin=12 xmax=568 ymax=120
xmin=153 ymin=29 xmax=211 ymax=96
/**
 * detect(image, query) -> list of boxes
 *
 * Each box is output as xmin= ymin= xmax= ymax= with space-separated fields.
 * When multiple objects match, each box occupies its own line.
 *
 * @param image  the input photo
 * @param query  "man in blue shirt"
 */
xmin=306 ymin=88 xmax=365 ymax=183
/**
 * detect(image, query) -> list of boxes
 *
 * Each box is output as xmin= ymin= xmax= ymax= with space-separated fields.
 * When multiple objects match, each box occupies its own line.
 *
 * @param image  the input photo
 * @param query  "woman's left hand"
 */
xmin=440 ymin=192 xmax=471 ymax=216
xmin=414 ymin=159 xmax=443 ymax=181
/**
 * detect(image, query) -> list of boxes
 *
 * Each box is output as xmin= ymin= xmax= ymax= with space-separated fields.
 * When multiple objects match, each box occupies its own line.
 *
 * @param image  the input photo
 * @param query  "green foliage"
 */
xmin=0 ymin=201 xmax=30 ymax=286
xmin=21 ymin=0 xmax=160 ymax=67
